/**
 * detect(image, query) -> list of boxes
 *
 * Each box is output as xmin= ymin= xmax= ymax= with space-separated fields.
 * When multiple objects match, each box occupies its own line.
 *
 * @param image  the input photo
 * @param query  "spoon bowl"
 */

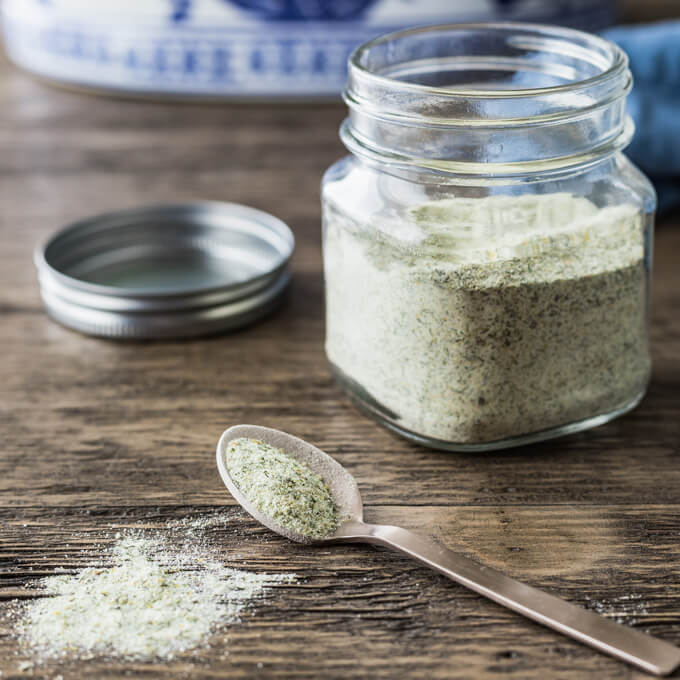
xmin=216 ymin=424 xmax=680 ymax=677
xmin=216 ymin=424 xmax=364 ymax=544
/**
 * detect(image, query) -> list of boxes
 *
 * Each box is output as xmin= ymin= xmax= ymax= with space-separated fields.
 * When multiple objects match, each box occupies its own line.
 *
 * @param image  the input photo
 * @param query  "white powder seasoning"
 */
xmin=226 ymin=437 xmax=340 ymax=540
xmin=323 ymin=193 xmax=650 ymax=444
xmin=14 ymin=533 xmax=295 ymax=663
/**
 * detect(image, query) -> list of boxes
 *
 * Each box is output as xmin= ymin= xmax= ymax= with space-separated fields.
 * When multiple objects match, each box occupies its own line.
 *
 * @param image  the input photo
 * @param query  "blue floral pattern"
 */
xmin=225 ymin=1 xmax=379 ymax=20
xmin=8 ymin=0 xmax=614 ymax=97
xmin=170 ymin=0 xmax=379 ymax=22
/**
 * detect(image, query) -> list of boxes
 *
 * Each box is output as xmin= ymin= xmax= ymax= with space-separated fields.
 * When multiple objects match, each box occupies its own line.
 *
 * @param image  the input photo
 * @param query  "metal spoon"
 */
xmin=216 ymin=424 xmax=680 ymax=676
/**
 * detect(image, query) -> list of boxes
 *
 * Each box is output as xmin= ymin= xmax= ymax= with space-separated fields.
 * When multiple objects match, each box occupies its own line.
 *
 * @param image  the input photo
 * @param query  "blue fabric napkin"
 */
xmin=603 ymin=21 xmax=680 ymax=213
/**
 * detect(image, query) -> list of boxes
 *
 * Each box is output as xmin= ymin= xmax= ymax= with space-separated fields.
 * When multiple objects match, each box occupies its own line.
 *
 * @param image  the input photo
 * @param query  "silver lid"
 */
xmin=34 ymin=202 xmax=295 ymax=339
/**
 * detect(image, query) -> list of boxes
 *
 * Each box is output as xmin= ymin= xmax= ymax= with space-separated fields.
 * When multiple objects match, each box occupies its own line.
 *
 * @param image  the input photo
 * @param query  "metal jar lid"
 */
xmin=34 ymin=202 xmax=295 ymax=339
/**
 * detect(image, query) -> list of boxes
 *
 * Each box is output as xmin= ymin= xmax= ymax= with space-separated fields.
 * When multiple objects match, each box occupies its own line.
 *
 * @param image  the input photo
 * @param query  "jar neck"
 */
xmin=341 ymin=23 xmax=633 ymax=178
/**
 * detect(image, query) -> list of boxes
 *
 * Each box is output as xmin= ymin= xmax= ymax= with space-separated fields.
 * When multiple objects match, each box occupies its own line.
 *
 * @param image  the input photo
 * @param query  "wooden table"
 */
xmin=1 ymin=56 xmax=679 ymax=680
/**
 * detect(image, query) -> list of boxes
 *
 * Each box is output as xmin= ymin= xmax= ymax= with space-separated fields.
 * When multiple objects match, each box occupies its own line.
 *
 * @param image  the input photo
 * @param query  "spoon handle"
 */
xmin=343 ymin=521 xmax=680 ymax=676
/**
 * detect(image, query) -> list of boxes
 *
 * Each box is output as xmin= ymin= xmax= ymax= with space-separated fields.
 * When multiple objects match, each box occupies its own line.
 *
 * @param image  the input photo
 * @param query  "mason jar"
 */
xmin=321 ymin=23 xmax=654 ymax=451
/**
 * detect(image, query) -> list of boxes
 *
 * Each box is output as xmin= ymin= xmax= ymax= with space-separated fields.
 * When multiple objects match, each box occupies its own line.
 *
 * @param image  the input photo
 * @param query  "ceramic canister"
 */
xmin=2 ymin=0 xmax=617 ymax=98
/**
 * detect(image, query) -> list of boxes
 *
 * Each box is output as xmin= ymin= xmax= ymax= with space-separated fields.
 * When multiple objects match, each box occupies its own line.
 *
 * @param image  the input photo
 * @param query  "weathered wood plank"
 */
xmin=1 ymin=506 xmax=679 ymax=679
xmin=1 ymin=284 xmax=679 ymax=509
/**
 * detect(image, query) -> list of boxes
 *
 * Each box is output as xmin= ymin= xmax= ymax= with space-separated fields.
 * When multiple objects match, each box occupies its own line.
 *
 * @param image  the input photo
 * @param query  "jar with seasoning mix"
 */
xmin=321 ymin=23 xmax=655 ymax=451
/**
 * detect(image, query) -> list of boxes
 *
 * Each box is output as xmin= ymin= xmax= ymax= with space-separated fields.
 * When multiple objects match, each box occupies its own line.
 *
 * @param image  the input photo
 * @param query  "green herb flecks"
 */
xmin=227 ymin=438 xmax=339 ymax=539
xmin=323 ymin=193 xmax=650 ymax=444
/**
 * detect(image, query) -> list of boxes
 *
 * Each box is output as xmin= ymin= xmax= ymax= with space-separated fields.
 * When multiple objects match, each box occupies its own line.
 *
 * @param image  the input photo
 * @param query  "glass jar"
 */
xmin=321 ymin=23 xmax=654 ymax=451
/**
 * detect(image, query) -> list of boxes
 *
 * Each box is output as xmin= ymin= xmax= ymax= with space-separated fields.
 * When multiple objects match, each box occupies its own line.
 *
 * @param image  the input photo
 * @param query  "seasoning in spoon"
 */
xmin=226 ymin=438 xmax=339 ymax=539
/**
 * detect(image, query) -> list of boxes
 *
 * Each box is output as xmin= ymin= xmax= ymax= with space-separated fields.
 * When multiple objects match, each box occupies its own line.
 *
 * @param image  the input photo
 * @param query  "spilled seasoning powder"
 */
xmin=324 ymin=193 xmax=650 ymax=444
xmin=227 ymin=438 xmax=339 ymax=539
xmin=584 ymin=593 xmax=650 ymax=625
xmin=13 ymin=532 xmax=295 ymax=663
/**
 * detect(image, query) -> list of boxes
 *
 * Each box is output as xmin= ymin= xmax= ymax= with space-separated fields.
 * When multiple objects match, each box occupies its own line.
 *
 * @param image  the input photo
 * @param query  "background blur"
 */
xmin=1 ymin=0 xmax=678 ymax=210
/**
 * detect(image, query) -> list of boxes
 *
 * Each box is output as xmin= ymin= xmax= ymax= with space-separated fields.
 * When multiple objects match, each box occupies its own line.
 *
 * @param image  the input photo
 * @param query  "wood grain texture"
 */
xmin=0 ymin=54 xmax=679 ymax=679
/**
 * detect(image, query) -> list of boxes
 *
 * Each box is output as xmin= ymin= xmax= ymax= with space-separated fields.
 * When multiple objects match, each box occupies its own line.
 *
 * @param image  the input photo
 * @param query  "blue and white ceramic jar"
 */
xmin=2 ymin=0 xmax=616 ymax=98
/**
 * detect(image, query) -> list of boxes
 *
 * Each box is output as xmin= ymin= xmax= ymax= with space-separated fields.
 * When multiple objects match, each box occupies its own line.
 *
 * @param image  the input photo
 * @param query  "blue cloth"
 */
xmin=603 ymin=21 xmax=680 ymax=213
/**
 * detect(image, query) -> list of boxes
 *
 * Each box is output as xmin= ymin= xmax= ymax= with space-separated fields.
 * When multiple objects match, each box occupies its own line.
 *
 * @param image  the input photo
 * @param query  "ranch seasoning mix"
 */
xmin=8 ymin=524 xmax=296 ymax=666
xmin=226 ymin=437 xmax=340 ymax=539
xmin=322 ymin=23 xmax=655 ymax=450
xmin=323 ymin=192 xmax=650 ymax=447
